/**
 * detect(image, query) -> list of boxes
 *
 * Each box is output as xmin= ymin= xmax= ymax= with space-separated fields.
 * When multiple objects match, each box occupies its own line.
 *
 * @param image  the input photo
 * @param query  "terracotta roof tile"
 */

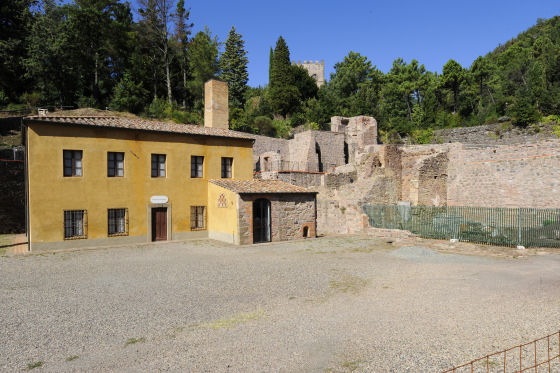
xmin=209 ymin=179 xmax=316 ymax=194
xmin=24 ymin=116 xmax=255 ymax=141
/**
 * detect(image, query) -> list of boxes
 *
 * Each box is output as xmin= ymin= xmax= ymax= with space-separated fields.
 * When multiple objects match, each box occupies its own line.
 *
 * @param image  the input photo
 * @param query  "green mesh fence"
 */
xmin=362 ymin=205 xmax=560 ymax=248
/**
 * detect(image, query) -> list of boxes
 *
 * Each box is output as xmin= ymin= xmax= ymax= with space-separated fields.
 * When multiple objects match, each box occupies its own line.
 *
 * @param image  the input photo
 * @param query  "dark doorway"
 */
xmin=152 ymin=207 xmax=167 ymax=241
xmin=315 ymin=143 xmax=323 ymax=172
xmin=253 ymin=198 xmax=271 ymax=243
xmin=344 ymin=142 xmax=349 ymax=164
xmin=303 ymin=226 xmax=309 ymax=238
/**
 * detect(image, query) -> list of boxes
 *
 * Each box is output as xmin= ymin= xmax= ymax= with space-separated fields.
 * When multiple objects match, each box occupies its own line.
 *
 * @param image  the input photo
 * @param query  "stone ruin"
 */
xmin=252 ymin=115 xmax=560 ymax=236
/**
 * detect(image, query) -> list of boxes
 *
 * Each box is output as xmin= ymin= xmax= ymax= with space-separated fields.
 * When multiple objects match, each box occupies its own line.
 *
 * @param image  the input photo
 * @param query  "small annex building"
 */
xmin=208 ymin=179 xmax=317 ymax=245
xmin=22 ymin=80 xmax=317 ymax=251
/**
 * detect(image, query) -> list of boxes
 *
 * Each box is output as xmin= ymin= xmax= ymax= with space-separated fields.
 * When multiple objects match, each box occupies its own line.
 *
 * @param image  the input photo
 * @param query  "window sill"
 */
xmin=64 ymin=235 xmax=87 ymax=240
xmin=108 ymin=232 xmax=129 ymax=237
xmin=190 ymin=228 xmax=207 ymax=231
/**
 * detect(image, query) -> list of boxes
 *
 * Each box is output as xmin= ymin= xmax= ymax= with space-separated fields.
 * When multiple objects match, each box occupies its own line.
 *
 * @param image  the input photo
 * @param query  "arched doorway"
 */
xmin=253 ymin=198 xmax=271 ymax=243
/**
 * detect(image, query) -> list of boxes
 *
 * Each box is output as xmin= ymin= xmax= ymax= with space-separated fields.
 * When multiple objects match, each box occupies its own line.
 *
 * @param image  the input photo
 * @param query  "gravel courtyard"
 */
xmin=1 ymin=236 xmax=560 ymax=372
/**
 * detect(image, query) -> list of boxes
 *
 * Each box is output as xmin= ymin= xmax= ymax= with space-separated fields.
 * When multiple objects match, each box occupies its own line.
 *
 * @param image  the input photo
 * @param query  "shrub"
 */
xmin=147 ymin=98 xmax=170 ymax=119
xmin=542 ymin=114 xmax=560 ymax=125
xmin=0 ymin=91 xmax=8 ymax=107
xmin=77 ymin=96 xmax=96 ymax=108
xmin=411 ymin=128 xmax=434 ymax=144
xmin=253 ymin=116 xmax=274 ymax=136
xmin=20 ymin=92 xmax=42 ymax=108
xmin=288 ymin=111 xmax=306 ymax=128
xmin=508 ymin=94 xmax=541 ymax=127
xmin=272 ymin=119 xmax=291 ymax=138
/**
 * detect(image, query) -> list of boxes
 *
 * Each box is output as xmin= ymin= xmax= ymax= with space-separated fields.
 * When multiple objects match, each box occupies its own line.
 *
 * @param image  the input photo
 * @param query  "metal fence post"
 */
xmin=518 ymin=207 xmax=522 ymax=247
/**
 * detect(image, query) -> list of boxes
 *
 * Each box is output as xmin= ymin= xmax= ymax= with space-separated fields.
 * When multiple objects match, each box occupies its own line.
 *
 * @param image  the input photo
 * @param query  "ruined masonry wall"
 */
xmin=447 ymin=141 xmax=560 ymax=208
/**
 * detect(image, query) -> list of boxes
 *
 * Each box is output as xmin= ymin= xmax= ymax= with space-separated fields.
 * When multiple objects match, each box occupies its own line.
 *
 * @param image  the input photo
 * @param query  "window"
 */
xmin=107 ymin=152 xmax=124 ymax=177
xmin=63 ymin=150 xmax=82 ymax=177
xmin=221 ymin=157 xmax=233 ymax=178
xmin=64 ymin=210 xmax=87 ymax=239
xmin=190 ymin=206 xmax=206 ymax=230
xmin=108 ymin=208 xmax=128 ymax=236
xmin=191 ymin=156 xmax=204 ymax=178
xmin=151 ymin=154 xmax=166 ymax=177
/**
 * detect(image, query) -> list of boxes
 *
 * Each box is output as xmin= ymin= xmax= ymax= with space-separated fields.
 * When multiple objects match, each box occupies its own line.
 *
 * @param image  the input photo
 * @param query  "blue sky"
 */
xmin=132 ymin=0 xmax=559 ymax=87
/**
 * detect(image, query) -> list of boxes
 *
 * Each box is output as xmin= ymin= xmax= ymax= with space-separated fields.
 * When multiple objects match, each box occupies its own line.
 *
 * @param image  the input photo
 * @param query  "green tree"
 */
xmin=0 ymin=0 xmax=34 ymax=102
xmin=138 ymin=0 xmax=174 ymax=105
xmin=441 ymin=59 xmax=465 ymax=114
xmin=174 ymin=0 xmax=193 ymax=109
xmin=269 ymin=36 xmax=300 ymax=117
xmin=110 ymin=72 xmax=149 ymax=113
xmin=291 ymin=65 xmax=318 ymax=102
xmin=25 ymin=0 xmax=80 ymax=105
xmin=187 ymin=28 xmax=219 ymax=108
xmin=219 ymin=26 xmax=249 ymax=108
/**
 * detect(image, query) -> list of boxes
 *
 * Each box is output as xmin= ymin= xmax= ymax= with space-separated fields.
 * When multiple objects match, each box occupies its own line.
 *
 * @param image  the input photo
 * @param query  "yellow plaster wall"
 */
xmin=207 ymin=183 xmax=239 ymax=244
xmin=27 ymin=122 xmax=253 ymax=245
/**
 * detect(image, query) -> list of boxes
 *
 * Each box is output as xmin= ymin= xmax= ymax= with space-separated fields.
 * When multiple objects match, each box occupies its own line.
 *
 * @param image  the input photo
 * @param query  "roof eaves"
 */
xmin=23 ymin=117 xmax=255 ymax=143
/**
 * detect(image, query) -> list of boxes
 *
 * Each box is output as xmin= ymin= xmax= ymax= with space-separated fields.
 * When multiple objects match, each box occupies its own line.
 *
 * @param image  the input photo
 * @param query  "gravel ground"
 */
xmin=1 ymin=235 xmax=560 ymax=372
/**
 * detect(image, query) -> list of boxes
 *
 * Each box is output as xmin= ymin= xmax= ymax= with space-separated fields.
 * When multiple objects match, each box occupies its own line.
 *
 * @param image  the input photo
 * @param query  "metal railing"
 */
xmin=443 ymin=330 xmax=560 ymax=372
xmin=363 ymin=205 xmax=560 ymax=248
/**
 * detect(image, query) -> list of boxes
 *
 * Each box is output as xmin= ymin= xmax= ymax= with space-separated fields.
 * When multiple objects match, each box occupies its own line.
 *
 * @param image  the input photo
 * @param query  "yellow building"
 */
xmin=23 ymin=80 xmax=317 ymax=251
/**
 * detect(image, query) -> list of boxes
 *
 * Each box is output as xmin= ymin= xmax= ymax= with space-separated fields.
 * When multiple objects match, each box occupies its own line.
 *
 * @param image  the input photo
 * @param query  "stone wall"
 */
xmin=399 ymin=144 xmax=451 ymax=206
xmin=237 ymin=194 xmax=316 ymax=245
xmin=258 ymin=171 xmax=324 ymax=188
xmin=433 ymin=122 xmax=559 ymax=145
xmin=331 ymin=116 xmax=377 ymax=163
xmin=447 ymin=141 xmax=560 ymax=208
xmin=251 ymin=134 xmax=289 ymax=170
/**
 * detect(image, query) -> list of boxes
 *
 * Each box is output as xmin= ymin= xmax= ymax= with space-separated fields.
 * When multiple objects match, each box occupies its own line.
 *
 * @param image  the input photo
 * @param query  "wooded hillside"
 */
xmin=1 ymin=1 xmax=559 ymax=140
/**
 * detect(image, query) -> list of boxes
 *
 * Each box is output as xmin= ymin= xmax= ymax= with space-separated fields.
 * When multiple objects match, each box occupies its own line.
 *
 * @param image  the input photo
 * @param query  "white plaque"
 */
xmin=150 ymin=195 xmax=168 ymax=204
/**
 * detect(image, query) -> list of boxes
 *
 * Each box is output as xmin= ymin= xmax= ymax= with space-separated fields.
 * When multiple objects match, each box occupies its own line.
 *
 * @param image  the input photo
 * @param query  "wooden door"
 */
xmin=152 ymin=207 xmax=167 ymax=241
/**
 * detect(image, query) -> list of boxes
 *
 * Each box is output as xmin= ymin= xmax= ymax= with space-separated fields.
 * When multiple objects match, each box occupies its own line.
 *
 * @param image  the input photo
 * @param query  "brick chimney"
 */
xmin=204 ymin=79 xmax=229 ymax=130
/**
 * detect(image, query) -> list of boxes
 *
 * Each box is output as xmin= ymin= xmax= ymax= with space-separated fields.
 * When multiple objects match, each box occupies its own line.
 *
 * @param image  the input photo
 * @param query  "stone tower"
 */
xmin=292 ymin=60 xmax=325 ymax=87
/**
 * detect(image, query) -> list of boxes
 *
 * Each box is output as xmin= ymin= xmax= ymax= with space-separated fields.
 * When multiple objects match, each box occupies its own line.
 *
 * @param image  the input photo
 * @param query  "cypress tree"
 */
xmin=219 ymin=26 xmax=249 ymax=108
xmin=269 ymin=36 xmax=299 ymax=116
xmin=268 ymin=46 xmax=274 ymax=87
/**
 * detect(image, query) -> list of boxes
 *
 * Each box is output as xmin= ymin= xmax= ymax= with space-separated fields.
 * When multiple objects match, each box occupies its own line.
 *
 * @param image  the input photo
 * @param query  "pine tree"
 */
xmin=174 ymin=0 xmax=193 ymax=109
xmin=219 ymin=26 xmax=249 ymax=108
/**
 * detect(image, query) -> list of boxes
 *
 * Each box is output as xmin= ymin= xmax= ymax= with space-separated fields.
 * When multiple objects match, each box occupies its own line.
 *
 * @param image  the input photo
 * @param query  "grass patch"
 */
xmin=349 ymin=247 xmax=375 ymax=253
xmin=27 ymin=361 xmax=44 ymax=370
xmin=198 ymin=310 xmax=264 ymax=330
xmin=341 ymin=360 xmax=365 ymax=371
xmin=124 ymin=337 xmax=145 ymax=346
xmin=65 ymin=355 xmax=79 ymax=362
xmin=329 ymin=275 xmax=368 ymax=294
